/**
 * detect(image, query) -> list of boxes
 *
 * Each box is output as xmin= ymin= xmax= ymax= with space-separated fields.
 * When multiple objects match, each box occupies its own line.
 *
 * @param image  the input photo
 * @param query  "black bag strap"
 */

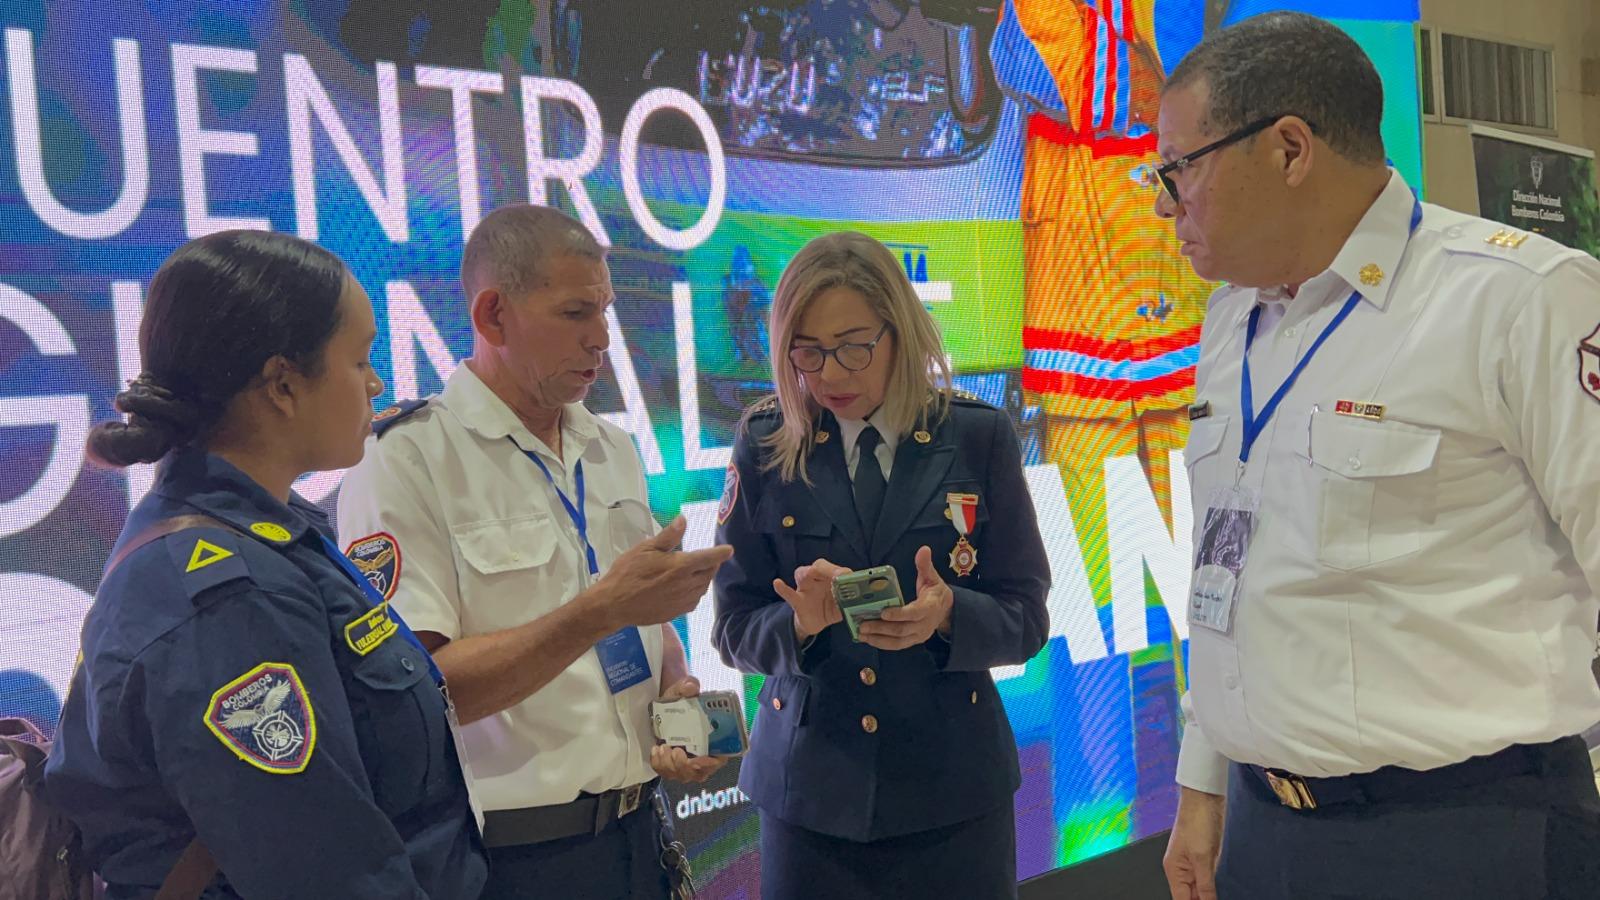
xmin=101 ymin=514 xmax=233 ymax=582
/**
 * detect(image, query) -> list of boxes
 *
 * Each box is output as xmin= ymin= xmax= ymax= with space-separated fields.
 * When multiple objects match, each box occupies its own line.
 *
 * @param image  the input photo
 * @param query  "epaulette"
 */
xmin=739 ymin=394 xmax=782 ymax=437
xmin=1439 ymin=217 xmax=1583 ymax=276
xmin=948 ymin=388 xmax=994 ymax=408
xmin=162 ymin=526 xmax=252 ymax=602
xmin=370 ymin=397 xmax=432 ymax=438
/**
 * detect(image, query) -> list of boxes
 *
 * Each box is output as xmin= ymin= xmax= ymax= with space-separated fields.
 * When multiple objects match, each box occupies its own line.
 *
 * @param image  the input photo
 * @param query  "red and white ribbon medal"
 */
xmin=946 ymin=492 xmax=979 ymax=577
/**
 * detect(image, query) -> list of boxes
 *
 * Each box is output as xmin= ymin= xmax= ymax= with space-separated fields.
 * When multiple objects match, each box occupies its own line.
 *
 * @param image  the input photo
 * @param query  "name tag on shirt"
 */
xmin=1189 ymin=485 xmax=1260 ymax=634
xmin=596 ymin=627 xmax=652 ymax=693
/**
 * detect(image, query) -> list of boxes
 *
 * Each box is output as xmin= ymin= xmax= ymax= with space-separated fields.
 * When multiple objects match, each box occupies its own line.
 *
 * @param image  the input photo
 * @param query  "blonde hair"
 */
xmin=760 ymin=232 xmax=953 ymax=483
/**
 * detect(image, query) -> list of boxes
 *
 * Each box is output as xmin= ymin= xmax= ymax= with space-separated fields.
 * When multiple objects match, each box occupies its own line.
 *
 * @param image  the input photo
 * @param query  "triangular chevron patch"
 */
xmin=187 ymin=539 xmax=234 ymax=573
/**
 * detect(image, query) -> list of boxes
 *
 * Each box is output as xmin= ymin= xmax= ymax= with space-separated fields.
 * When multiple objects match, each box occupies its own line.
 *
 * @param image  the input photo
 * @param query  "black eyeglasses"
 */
xmin=789 ymin=323 xmax=890 ymax=374
xmin=1143 ymin=114 xmax=1315 ymax=206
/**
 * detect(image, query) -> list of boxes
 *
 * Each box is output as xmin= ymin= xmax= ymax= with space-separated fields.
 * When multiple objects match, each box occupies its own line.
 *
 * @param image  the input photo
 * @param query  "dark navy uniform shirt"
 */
xmin=712 ymin=394 xmax=1051 ymax=842
xmin=42 ymin=448 xmax=487 ymax=899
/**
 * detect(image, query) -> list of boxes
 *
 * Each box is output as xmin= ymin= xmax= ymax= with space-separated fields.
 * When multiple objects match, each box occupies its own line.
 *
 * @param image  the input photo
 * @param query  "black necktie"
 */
xmin=854 ymin=426 xmax=886 ymax=537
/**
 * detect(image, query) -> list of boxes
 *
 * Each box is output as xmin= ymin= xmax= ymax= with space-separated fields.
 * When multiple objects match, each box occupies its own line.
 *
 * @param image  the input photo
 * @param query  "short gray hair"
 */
xmin=1167 ymin=12 xmax=1386 ymax=166
xmin=461 ymin=204 xmax=606 ymax=300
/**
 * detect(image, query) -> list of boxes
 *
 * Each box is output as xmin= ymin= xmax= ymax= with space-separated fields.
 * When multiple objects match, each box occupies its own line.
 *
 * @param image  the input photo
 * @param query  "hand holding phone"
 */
xmin=651 ymin=690 xmax=749 ymax=757
xmin=832 ymin=565 xmax=906 ymax=642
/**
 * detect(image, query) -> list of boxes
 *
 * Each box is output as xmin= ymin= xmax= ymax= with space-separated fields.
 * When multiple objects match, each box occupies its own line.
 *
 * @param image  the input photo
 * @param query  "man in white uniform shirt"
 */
xmin=1151 ymin=13 xmax=1600 ymax=900
xmin=337 ymin=204 xmax=733 ymax=899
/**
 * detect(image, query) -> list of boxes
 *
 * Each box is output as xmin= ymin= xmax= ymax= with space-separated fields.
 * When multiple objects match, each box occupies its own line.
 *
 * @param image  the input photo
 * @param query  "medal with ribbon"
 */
xmin=945 ymin=492 xmax=979 ymax=577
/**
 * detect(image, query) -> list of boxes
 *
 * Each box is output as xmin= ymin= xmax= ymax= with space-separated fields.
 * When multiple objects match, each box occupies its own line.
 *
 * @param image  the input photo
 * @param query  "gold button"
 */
xmin=782 ymin=516 xmax=795 ymax=528
xmin=861 ymin=714 xmax=878 ymax=734
xmin=970 ymin=691 xmax=978 ymax=704
xmin=772 ymin=698 xmax=783 ymax=711
xmin=816 ymin=431 xmax=831 ymax=444
xmin=913 ymin=430 xmax=931 ymax=444
xmin=860 ymin=667 xmax=877 ymax=686
xmin=944 ymin=508 xmax=952 ymax=519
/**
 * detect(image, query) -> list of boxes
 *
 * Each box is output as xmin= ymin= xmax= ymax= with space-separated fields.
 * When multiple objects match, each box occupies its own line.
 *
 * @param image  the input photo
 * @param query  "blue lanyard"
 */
xmin=314 ymin=534 xmax=444 ymax=685
xmin=1240 ymin=293 xmax=1361 ymax=464
xmin=514 ymin=440 xmax=600 ymax=577
xmin=1239 ymin=197 xmax=1423 ymax=466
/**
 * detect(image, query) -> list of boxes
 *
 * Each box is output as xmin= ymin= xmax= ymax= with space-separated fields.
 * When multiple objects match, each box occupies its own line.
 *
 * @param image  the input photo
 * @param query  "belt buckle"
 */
xmin=618 ymin=783 xmax=644 ymax=818
xmin=1264 ymin=771 xmax=1317 ymax=810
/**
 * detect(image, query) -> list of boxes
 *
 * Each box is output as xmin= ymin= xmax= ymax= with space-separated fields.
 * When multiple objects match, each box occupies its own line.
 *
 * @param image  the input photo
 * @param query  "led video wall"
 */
xmin=0 ymin=1 xmax=1421 ymax=892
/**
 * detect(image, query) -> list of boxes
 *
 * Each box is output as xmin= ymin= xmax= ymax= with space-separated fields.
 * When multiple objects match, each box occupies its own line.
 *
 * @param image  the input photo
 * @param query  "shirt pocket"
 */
xmin=346 ymin=643 xmax=439 ymax=815
xmin=452 ymin=514 xmax=563 ymax=621
xmin=1182 ymin=416 xmax=1231 ymax=507
xmin=1307 ymin=414 xmax=1442 ymax=571
xmin=602 ymin=497 xmax=659 ymax=562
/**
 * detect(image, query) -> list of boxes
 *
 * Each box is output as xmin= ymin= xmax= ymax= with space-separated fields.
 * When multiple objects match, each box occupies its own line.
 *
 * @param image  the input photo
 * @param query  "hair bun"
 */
xmin=85 ymin=375 xmax=206 ymax=467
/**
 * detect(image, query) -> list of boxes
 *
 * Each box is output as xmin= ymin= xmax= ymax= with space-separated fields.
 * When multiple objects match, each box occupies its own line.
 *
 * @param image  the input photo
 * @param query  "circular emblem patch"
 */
xmin=250 ymin=522 xmax=292 ymax=543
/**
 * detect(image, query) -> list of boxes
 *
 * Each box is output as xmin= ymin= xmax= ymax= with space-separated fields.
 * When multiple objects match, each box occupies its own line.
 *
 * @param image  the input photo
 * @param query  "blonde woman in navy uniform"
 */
xmin=712 ymin=232 xmax=1051 ymax=900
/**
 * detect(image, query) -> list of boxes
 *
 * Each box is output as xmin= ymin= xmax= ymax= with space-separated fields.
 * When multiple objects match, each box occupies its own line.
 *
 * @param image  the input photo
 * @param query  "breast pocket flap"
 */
xmin=1183 ymin=416 xmax=1230 ymax=466
xmin=1311 ymin=416 xmax=1441 ymax=479
xmin=755 ymin=498 xmax=832 ymax=538
xmin=453 ymin=514 xmax=557 ymax=575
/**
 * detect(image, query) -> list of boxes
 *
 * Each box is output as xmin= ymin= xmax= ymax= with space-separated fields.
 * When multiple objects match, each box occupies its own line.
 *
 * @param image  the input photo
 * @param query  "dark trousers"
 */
xmin=759 ymin=803 xmax=1018 ymax=900
xmin=1216 ymin=737 xmax=1600 ymax=900
xmin=478 ymin=802 xmax=672 ymax=900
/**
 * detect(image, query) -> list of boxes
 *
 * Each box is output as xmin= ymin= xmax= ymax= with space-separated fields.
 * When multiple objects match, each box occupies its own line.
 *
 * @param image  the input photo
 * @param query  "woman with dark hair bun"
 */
xmin=42 ymin=230 xmax=489 ymax=899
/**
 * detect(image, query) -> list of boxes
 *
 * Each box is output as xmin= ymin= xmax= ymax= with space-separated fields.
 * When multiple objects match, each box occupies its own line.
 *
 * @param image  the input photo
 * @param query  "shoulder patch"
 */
xmin=203 ymin=662 xmax=316 ymax=774
xmin=717 ymin=462 xmax=740 ymax=525
xmin=1580 ymin=323 xmax=1600 ymax=405
xmin=1440 ymin=219 xmax=1583 ymax=275
xmin=371 ymin=397 xmax=432 ymax=438
xmin=164 ymin=529 xmax=251 ymax=600
xmin=345 ymin=532 xmax=401 ymax=601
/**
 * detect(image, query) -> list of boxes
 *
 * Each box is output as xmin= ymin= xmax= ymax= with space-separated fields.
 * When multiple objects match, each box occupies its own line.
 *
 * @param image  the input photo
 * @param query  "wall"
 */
xmin=1418 ymin=0 xmax=1599 ymax=213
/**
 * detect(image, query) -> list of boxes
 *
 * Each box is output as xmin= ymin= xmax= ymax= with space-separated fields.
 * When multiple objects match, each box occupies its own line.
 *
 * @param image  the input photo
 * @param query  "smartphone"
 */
xmin=698 ymin=691 xmax=749 ymax=757
xmin=651 ymin=690 xmax=749 ymax=757
xmin=832 ymin=565 xmax=905 ymax=642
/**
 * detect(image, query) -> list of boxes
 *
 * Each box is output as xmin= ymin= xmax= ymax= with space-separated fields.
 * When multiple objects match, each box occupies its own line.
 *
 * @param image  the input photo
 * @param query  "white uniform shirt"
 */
xmin=1176 ymin=171 xmax=1600 ymax=794
xmin=838 ymin=409 xmax=901 ymax=480
xmin=336 ymin=363 xmax=664 ymax=810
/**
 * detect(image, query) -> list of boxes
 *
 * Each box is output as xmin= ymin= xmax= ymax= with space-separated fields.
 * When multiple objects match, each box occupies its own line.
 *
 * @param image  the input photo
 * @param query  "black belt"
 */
xmin=1247 ymin=736 xmax=1586 ymax=811
xmin=482 ymin=780 xmax=656 ymax=849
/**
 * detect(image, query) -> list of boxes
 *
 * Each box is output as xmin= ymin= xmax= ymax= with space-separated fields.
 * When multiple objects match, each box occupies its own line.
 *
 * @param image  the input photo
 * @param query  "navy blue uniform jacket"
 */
xmin=42 ymin=449 xmax=486 ymax=899
xmin=712 ymin=395 xmax=1050 ymax=842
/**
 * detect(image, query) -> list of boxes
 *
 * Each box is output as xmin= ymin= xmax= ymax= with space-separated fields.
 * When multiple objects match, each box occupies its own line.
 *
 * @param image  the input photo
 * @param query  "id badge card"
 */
xmin=596 ymin=627 xmax=652 ymax=693
xmin=1189 ymin=484 xmax=1260 ymax=634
